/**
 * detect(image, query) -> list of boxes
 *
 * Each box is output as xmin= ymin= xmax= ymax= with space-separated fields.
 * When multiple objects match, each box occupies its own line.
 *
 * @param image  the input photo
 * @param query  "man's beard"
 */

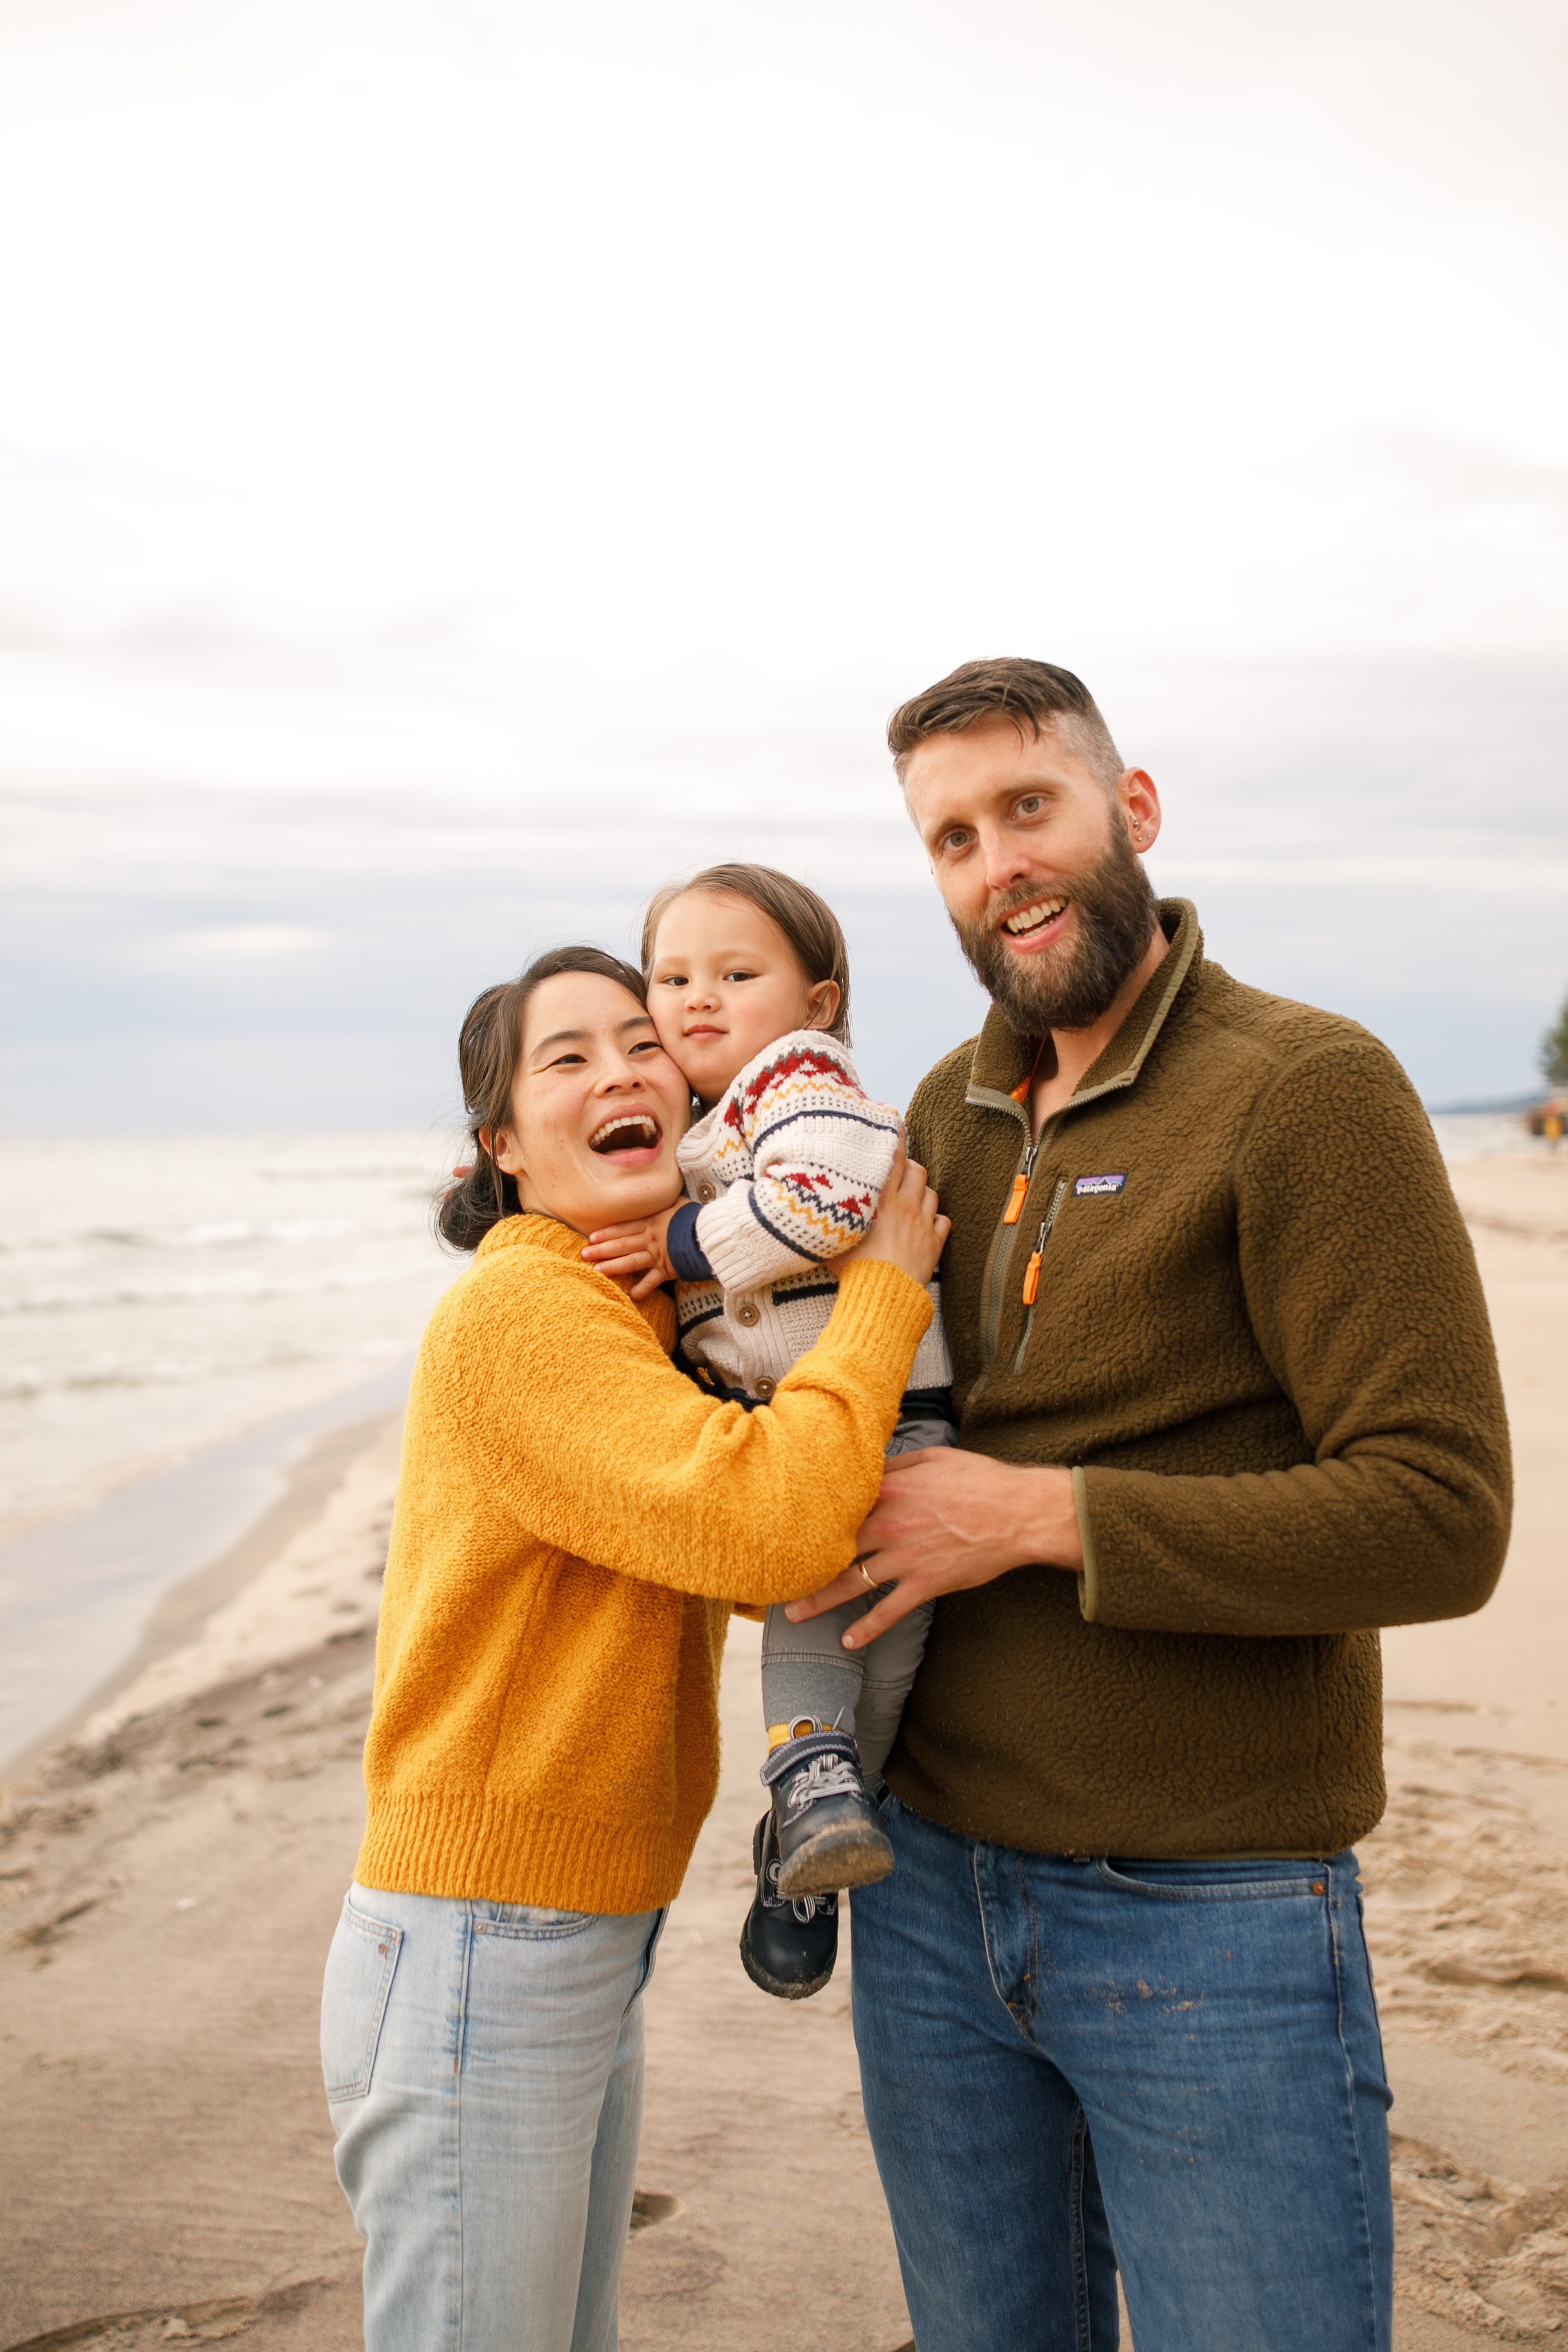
xmin=951 ymin=824 xmax=1158 ymax=1038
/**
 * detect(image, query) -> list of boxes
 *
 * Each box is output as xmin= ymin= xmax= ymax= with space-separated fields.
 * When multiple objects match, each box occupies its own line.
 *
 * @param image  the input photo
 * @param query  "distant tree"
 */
xmin=1544 ymin=986 xmax=1568 ymax=1088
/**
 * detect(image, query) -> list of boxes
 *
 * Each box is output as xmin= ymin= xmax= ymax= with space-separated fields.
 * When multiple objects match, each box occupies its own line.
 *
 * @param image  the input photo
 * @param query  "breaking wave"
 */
xmin=0 ymin=1335 xmax=403 ymax=1405
xmin=0 ymin=1254 xmax=444 ymax=1319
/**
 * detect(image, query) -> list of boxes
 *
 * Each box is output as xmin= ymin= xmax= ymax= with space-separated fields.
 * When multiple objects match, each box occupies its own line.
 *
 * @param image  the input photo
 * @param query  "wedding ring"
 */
xmin=853 ymin=1557 xmax=881 ymax=1594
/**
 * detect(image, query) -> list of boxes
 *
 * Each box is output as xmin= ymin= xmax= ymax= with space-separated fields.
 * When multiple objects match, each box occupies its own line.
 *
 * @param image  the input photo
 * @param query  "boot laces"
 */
xmin=783 ymin=1751 xmax=864 ymax=1811
xmin=765 ymin=1855 xmax=831 ymax=1922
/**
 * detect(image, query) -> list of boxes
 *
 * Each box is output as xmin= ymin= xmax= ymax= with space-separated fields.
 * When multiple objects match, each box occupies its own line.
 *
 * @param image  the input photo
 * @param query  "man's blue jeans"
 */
xmin=851 ymin=1794 xmax=1393 ymax=2352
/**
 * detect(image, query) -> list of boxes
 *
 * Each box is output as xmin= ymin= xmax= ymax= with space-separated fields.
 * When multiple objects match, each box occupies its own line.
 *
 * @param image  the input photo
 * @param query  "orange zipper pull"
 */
xmin=1019 ymin=1185 xmax=1067 ymax=1309
xmin=1003 ymin=1174 xmax=1029 ymax=1225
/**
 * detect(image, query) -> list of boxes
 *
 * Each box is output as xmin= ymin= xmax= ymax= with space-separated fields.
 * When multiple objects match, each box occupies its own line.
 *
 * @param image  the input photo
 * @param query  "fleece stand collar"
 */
xmin=966 ymin=899 xmax=1203 ymax=1122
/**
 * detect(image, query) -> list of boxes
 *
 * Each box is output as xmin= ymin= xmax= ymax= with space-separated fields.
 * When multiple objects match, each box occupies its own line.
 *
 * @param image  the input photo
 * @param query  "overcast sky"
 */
xmin=3 ymin=0 xmax=1565 ymax=1125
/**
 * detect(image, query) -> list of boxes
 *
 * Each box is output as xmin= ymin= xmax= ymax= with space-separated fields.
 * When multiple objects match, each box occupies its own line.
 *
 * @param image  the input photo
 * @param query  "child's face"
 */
xmin=647 ymin=889 xmax=840 ymax=1103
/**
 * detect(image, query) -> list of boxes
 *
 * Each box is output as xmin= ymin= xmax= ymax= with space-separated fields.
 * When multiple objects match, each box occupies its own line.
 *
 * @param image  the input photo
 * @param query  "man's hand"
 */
xmin=785 ymin=1448 xmax=1083 ymax=1648
xmin=581 ymin=1204 xmax=682 ymax=1303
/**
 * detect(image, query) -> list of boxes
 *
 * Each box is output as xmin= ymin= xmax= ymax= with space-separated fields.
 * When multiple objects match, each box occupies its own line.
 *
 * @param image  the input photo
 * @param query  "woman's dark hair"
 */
xmin=639 ymin=862 xmax=851 ymax=1043
xmin=437 ymin=945 xmax=647 ymax=1252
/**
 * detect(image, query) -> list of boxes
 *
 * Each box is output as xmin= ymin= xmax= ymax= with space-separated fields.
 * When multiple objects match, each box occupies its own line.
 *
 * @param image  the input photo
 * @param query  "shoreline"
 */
xmin=0 ymin=1362 xmax=412 ymax=1783
xmin=0 ymin=1409 xmax=400 ymax=1790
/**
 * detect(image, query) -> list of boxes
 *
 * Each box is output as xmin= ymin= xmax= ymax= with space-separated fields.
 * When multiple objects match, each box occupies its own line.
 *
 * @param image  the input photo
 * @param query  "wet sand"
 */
xmin=1 ymin=1149 xmax=1564 ymax=2349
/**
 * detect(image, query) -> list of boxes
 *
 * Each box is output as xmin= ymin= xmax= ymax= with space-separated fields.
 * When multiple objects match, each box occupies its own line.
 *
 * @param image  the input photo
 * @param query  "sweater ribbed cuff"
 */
xmin=814 ymin=1258 xmax=934 ymax=1415
xmin=1073 ymin=1463 xmax=1099 ymax=1621
xmin=666 ymin=1200 xmax=714 ymax=1281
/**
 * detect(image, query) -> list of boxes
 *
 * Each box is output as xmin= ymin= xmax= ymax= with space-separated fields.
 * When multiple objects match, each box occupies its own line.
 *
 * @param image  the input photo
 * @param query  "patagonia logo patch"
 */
xmin=1074 ymin=1172 xmax=1126 ymax=1196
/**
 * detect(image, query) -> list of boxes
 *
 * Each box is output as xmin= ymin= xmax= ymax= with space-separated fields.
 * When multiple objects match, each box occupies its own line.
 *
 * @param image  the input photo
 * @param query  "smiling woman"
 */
xmin=487 ymin=963 xmax=689 ymax=1233
xmin=435 ymin=946 xmax=678 ymax=1249
xmin=321 ymin=941 xmax=947 ymax=2352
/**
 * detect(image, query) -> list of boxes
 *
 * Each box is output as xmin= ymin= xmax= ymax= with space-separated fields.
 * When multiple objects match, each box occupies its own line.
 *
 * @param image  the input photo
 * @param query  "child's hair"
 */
xmin=639 ymin=863 xmax=852 ymax=1044
xmin=437 ymin=944 xmax=648 ymax=1253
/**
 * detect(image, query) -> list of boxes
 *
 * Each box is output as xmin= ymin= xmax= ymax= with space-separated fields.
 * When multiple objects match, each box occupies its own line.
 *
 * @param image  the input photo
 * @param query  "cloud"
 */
xmin=1 ymin=3 xmax=1564 ymax=1115
xmin=156 ymin=923 xmax=328 ymax=965
xmin=0 ymin=0 xmax=1565 ymax=688
xmin=0 ymin=441 xmax=196 ymax=498
xmin=1314 ymin=422 xmax=1568 ymax=544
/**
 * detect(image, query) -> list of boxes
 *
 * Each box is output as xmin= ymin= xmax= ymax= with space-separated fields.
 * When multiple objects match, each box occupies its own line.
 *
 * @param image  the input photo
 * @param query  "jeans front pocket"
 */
xmin=321 ymin=1894 xmax=403 ymax=2101
xmin=1093 ymin=1856 xmax=1332 ymax=1902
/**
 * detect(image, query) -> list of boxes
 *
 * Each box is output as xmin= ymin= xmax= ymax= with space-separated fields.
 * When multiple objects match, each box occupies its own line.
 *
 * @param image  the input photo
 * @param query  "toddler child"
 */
xmin=582 ymin=862 xmax=953 ymax=2000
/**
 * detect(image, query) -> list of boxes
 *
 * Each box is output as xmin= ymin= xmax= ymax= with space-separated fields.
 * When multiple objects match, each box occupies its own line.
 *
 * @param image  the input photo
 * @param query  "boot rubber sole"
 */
xmin=776 ymin=1819 xmax=895 ymax=1899
xmin=738 ymin=1917 xmax=835 ymax=2000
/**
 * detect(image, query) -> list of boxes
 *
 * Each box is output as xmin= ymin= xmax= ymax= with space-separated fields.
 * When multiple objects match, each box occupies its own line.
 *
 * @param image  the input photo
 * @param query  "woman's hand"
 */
xmin=581 ymin=1204 xmax=681 ymax=1302
xmin=847 ymin=1143 xmax=950 ymax=1288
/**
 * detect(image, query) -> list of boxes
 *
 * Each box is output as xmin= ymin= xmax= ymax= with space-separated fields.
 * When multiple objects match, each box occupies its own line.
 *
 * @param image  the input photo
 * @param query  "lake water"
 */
xmin=1429 ymin=1110 xmax=1549 ymax=1164
xmin=0 ymin=1130 xmax=466 ymax=1771
xmin=0 ymin=1130 xmax=462 ymax=1546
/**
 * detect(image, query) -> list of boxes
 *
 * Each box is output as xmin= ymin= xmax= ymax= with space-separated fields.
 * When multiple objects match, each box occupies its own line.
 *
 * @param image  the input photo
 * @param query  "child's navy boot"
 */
xmin=739 ymin=1809 xmax=838 ymax=2000
xmin=761 ymin=1725 xmax=894 ymax=1899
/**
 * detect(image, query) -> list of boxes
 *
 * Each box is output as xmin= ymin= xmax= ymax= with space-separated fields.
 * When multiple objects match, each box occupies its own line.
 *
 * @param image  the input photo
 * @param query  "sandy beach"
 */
xmin=3 ymin=1148 xmax=1565 ymax=2351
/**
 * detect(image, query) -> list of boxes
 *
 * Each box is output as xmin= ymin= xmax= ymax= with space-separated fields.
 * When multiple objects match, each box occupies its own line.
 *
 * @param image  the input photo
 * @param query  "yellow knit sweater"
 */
xmin=357 ymin=1213 xmax=932 ymax=1914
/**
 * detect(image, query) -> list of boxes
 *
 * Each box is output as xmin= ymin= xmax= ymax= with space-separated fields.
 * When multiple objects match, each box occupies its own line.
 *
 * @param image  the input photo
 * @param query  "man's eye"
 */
xmin=941 ymin=831 xmax=972 ymax=854
xmin=1015 ymin=795 xmax=1044 ymax=816
xmin=630 ymin=1039 xmax=663 ymax=1055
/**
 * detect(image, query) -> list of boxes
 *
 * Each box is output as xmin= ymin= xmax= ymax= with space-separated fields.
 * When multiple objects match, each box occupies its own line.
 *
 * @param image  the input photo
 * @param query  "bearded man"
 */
xmin=788 ymin=659 xmax=1511 ymax=2352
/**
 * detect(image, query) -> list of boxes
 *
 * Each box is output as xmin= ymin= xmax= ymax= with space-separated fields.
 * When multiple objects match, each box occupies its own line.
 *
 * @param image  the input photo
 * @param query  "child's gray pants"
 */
xmin=760 ymin=1411 xmax=952 ymax=1777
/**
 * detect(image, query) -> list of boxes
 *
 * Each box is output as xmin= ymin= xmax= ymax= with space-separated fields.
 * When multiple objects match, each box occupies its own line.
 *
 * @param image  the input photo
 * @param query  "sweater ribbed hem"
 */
xmin=355 ymin=1785 xmax=712 ymax=1915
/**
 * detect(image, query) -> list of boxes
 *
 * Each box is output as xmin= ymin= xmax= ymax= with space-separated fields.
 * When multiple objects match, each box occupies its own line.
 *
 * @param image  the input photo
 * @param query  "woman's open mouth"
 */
xmin=588 ymin=1112 xmax=664 ymax=1161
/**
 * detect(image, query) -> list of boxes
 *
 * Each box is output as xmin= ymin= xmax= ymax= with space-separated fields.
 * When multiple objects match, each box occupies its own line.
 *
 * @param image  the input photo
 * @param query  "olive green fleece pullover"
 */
xmin=892 ymin=901 xmax=1512 ymax=1858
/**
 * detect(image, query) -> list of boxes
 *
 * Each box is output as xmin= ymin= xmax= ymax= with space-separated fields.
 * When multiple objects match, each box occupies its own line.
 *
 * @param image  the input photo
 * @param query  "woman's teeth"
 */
xmin=589 ymin=1114 xmax=660 ymax=1154
xmin=1002 ymin=896 xmax=1067 ymax=938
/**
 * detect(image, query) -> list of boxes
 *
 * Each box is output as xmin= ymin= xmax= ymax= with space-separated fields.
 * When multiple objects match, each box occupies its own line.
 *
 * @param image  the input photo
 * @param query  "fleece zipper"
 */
xmin=1012 ymin=1178 xmax=1069 ymax=1372
xmin=976 ymin=1117 xmax=1061 ymax=1383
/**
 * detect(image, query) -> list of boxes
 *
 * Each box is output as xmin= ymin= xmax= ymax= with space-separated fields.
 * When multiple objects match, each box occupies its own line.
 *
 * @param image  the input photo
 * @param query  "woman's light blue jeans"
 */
xmin=852 ymin=1793 xmax=1394 ymax=2352
xmin=321 ymin=1882 xmax=665 ymax=2352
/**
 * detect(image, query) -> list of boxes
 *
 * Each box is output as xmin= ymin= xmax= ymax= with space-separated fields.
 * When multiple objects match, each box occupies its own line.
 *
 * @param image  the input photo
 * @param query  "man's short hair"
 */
xmin=887 ymin=657 xmax=1124 ymax=789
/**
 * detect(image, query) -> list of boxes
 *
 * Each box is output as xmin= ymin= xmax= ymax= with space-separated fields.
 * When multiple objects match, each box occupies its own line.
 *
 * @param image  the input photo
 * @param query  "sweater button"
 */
xmin=737 ymin=1300 xmax=760 ymax=1327
xmin=696 ymin=1182 xmax=717 ymax=1203
xmin=754 ymin=1375 xmax=776 ymax=1400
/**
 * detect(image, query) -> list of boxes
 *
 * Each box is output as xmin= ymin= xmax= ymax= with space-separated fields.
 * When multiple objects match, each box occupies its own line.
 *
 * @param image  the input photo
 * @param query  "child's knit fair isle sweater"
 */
xmin=666 ymin=1029 xmax=953 ymax=1404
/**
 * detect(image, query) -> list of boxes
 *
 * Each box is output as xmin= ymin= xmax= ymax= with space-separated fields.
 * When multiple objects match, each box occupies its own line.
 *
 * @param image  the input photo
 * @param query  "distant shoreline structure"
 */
xmin=1425 ymin=1091 xmax=1555 ymax=1116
